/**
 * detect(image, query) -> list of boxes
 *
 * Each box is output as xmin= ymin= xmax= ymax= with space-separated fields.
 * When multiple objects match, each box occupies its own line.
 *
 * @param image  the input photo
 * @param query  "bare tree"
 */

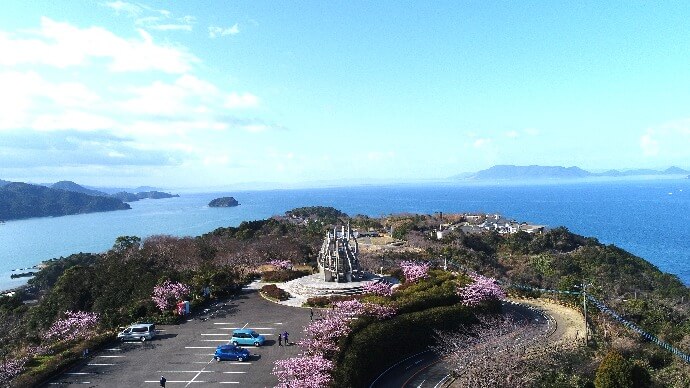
xmin=433 ymin=315 xmax=568 ymax=387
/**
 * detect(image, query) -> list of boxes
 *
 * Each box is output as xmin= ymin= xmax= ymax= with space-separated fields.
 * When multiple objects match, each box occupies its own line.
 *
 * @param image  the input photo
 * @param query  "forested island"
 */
xmin=1 ymin=207 xmax=689 ymax=386
xmin=0 ymin=182 xmax=130 ymax=221
xmin=0 ymin=180 xmax=179 ymax=221
xmin=208 ymin=196 xmax=239 ymax=207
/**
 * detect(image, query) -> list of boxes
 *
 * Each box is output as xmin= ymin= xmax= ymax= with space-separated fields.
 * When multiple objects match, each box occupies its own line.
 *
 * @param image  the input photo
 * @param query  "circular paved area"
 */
xmin=43 ymin=286 xmax=312 ymax=387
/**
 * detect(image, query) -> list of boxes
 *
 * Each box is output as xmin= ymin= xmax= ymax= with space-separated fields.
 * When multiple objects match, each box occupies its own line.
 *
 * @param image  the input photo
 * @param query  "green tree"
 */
xmin=594 ymin=351 xmax=650 ymax=388
xmin=112 ymin=235 xmax=141 ymax=252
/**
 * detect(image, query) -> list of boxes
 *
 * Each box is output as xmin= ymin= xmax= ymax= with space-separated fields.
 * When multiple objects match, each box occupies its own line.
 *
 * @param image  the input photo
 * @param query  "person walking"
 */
xmin=278 ymin=333 xmax=283 ymax=346
xmin=159 ymin=376 xmax=166 ymax=387
xmin=283 ymin=331 xmax=289 ymax=346
xmin=310 ymin=308 xmax=314 ymax=321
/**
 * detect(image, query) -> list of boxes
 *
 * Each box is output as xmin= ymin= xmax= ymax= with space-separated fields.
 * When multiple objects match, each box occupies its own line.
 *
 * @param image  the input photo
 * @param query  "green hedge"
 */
xmin=261 ymin=269 xmax=311 ymax=283
xmin=331 ymin=304 xmax=476 ymax=388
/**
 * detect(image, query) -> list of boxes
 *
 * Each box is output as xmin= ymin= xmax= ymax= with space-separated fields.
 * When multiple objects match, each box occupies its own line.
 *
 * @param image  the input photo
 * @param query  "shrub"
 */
xmin=594 ymin=350 xmax=650 ymax=388
xmin=261 ymin=284 xmax=290 ymax=301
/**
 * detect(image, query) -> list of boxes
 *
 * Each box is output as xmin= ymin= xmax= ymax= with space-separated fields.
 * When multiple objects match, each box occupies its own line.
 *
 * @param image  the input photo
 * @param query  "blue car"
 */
xmin=230 ymin=329 xmax=265 ymax=347
xmin=214 ymin=344 xmax=250 ymax=362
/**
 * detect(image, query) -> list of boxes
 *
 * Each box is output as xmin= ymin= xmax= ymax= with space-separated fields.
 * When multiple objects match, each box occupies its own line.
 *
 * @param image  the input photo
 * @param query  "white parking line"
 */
xmin=201 ymin=333 xmax=227 ymax=336
xmin=49 ymin=382 xmax=92 ymax=385
xmin=105 ymin=348 xmax=122 ymax=351
xmin=201 ymin=339 xmax=230 ymax=342
xmin=158 ymin=371 xmax=215 ymax=373
xmin=87 ymin=363 xmax=115 ymax=366
xmin=213 ymin=322 xmax=237 ymax=325
xmin=222 ymin=372 xmax=247 ymax=374
xmin=65 ymin=373 xmax=95 ymax=375
xmin=185 ymin=346 xmax=217 ymax=349
xmin=98 ymin=355 xmax=125 ymax=358
xmin=145 ymin=381 xmax=206 ymax=384
xmin=219 ymin=382 xmax=240 ymax=384
xmin=214 ymin=327 xmax=276 ymax=330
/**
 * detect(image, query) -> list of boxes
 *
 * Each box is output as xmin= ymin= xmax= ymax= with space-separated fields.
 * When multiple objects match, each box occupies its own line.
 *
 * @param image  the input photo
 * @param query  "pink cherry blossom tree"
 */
xmin=275 ymin=299 xmax=398 ymax=386
xmin=458 ymin=274 xmax=506 ymax=306
xmin=362 ymin=281 xmax=393 ymax=296
xmin=400 ymin=260 xmax=430 ymax=283
xmin=0 ymin=355 xmax=29 ymax=384
xmin=273 ymin=354 xmax=334 ymax=388
xmin=151 ymin=280 xmax=191 ymax=312
xmin=268 ymin=259 xmax=293 ymax=270
xmin=43 ymin=310 xmax=100 ymax=342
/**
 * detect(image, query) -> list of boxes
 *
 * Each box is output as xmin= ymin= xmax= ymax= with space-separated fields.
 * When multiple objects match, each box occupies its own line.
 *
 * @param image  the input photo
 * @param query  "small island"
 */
xmin=208 ymin=196 xmax=239 ymax=207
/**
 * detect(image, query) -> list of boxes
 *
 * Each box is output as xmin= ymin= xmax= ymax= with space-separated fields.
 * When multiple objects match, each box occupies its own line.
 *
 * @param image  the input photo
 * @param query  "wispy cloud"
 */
xmin=209 ymin=24 xmax=240 ymax=38
xmin=105 ymin=1 xmax=195 ymax=32
xmin=104 ymin=1 xmax=143 ymax=17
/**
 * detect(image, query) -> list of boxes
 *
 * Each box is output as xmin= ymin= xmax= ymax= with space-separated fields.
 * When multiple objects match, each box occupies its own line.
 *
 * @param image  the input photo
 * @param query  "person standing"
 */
xmin=310 ymin=308 xmax=314 ymax=321
xmin=278 ymin=333 xmax=282 ymax=346
xmin=160 ymin=376 xmax=166 ymax=387
xmin=283 ymin=331 xmax=289 ymax=346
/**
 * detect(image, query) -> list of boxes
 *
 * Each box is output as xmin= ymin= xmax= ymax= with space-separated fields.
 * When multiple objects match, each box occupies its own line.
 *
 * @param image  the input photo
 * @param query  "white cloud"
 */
xmin=0 ymin=71 xmax=101 ymax=130
xmin=640 ymin=118 xmax=690 ymax=158
xmin=32 ymin=111 xmax=116 ymax=131
xmin=640 ymin=133 xmax=659 ymax=156
xmin=473 ymin=138 xmax=492 ymax=148
xmin=505 ymin=130 xmax=519 ymax=138
xmin=0 ymin=18 xmax=197 ymax=73
xmin=209 ymin=24 xmax=240 ymax=38
xmin=225 ymin=92 xmax=260 ymax=109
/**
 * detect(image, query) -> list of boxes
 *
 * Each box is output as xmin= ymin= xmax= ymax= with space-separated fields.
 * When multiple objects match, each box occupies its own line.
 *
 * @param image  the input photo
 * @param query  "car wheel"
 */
xmin=232 ymin=341 xmax=239 ymax=346
xmin=254 ymin=341 xmax=260 ymax=347
xmin=214 ymin=356 xmax=220 ymax=362
xmin=238 ymin=357 xmax=244 ymax=362
xmin=140 ymin=337 xmax=146 ymax=342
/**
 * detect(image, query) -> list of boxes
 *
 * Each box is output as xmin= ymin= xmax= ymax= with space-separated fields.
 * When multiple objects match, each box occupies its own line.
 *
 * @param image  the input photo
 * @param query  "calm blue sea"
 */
xmin=1 ymin=178 xmax=689 ymax=290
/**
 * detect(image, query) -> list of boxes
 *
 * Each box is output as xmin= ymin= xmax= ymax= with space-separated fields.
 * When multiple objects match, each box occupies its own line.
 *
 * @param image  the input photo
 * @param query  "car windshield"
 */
xmin=251 ymin=332 xmax=258 ymax=337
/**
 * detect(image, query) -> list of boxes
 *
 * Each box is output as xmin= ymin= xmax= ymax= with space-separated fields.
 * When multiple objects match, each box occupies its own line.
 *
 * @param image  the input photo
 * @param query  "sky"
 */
xmin=1 ymin=1 xmax=690 ymax=190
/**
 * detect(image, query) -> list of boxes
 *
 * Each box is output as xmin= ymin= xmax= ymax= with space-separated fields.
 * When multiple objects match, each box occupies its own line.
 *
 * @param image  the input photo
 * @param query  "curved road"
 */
xmin=370 ymin=299 xmax=575 ymax=388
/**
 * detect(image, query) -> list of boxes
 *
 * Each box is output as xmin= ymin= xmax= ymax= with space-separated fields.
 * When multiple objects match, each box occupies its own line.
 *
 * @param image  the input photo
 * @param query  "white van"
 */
xmin=117 ymin=323 xmax=156 ymax=342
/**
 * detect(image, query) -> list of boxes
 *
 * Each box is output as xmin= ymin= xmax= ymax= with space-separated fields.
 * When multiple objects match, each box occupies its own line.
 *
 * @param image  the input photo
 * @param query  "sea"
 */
xmin=1 ymin=177 xmax=689 ymax=291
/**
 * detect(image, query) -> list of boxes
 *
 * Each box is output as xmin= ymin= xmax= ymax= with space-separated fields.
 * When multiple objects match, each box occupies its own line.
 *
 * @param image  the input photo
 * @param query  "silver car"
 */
xmin=117 ymin=323 xmax=156 ymax=342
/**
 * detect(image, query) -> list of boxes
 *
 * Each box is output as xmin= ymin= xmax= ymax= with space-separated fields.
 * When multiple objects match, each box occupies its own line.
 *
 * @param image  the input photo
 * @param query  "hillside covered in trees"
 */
xmin=1 ymin=207 xmax=689 ymax=386
xmin=0 ymin=182 xmax=131 ymax=221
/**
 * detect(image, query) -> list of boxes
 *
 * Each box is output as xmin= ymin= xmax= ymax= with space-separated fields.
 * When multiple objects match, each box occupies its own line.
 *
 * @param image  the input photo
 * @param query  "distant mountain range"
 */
xmin=452 ymin=165 xmax=690 ymax=180
xmin=0 ymin=180 xmax=180 ymax=221
xmin=48 ymin=181 xmax=178 ymax=202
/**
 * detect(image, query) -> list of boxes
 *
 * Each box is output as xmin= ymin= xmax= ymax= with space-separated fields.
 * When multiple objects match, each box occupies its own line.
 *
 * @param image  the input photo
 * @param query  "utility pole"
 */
xmin=582 ymin=281 xmax=588 ymax=345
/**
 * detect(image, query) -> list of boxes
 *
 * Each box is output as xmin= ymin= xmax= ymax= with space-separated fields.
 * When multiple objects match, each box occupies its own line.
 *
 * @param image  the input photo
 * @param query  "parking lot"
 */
xmin=44 ymin=289 xmax=311 ymax=387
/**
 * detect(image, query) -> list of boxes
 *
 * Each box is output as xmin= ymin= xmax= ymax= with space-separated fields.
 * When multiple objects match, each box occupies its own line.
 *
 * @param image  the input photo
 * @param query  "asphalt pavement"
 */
xmin=43 ymin=288 xmax=312 ymax=387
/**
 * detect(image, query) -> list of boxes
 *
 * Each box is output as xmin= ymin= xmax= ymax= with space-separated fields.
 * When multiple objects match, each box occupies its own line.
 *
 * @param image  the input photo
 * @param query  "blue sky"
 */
xmin=1 ymin=1 xmax=689 ymax=189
